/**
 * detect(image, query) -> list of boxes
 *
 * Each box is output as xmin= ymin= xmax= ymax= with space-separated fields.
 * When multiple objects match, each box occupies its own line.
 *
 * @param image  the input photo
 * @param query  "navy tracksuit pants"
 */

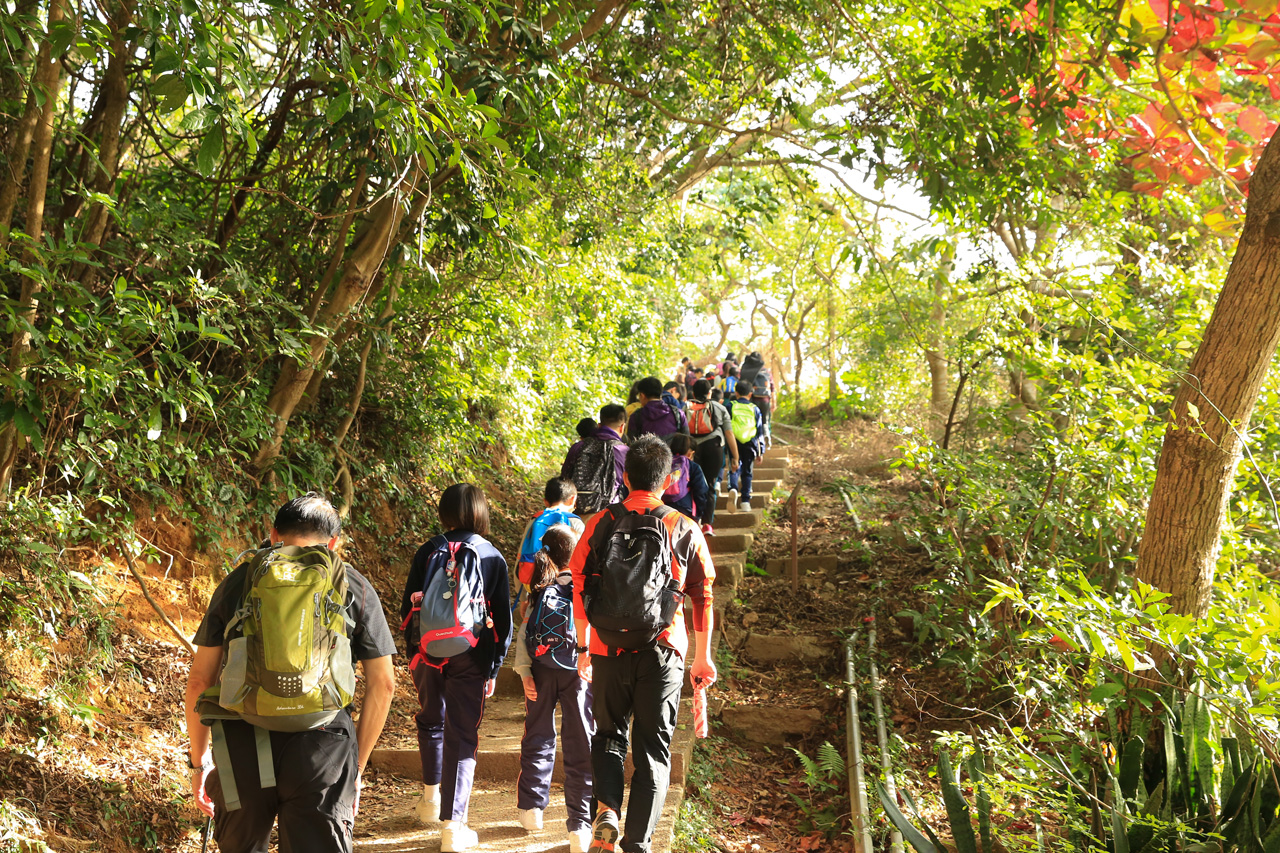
xmin=517 ymin=662 xmax=595 ymax=831
xmin=413 ymin=652 xmax=488 ymax=821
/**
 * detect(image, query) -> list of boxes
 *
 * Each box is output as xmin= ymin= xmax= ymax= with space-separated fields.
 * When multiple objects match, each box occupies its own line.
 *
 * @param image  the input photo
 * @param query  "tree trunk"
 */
xmin=0 ymin=0 xmax=67 ymax=495
xmin=332 ymin=270 xmax=401 ymax=453
xmin=0 ymin=0 xmax=66 ymax=252
xmin=925 ymin=249 xmax=953 ymax=442
xmin=1135 ymin=136 xmax=1280 ymax=618
xmin=826 ymin=276 xmax=838 ymax=404
xmin=252 ymin=193 xmax=405 ymax=471
xmin=68 ymin=0 xmax=132 ymax=284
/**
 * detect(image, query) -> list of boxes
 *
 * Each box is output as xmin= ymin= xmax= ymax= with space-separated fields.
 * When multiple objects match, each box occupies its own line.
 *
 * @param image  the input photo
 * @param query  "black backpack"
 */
xmin=572 ymin=437 xmax=623 ymax=515
xmin=582 ymin=503 xmax=682 ymax=650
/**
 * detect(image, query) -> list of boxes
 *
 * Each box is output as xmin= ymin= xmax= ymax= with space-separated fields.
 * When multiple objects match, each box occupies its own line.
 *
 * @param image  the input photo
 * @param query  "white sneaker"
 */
xmin=518 ymin=807 xmax=544 ymax=831
xmin=727 ymin=488 xmax=738 ymax=511
xmin=740 ymin=499 xmax=752 ymax=511
xmin=569 ymin=827 xmax=592 ymax=853
xmin=441 ymin=821 xmax=478 ymax=852
xmin=414 ymin=783 xmax=441 ymax=824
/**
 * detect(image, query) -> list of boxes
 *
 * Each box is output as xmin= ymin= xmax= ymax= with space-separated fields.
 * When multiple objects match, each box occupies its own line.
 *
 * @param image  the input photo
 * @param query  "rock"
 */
xmin=823 ymin=582 xmax=837 ymax=594
xmin=720 ymin=704 xmax=823 ymax=745
xmin=742 ymin=632 xmax=830 ymax=665
xmin=742 ymin=612 xmax=760 ymax=627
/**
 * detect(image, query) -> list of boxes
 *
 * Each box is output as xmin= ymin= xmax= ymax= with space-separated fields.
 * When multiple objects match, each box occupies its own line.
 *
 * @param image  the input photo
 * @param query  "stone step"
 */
xmin=753 ymin=456 xmax=790 ymax=472
xmin=716 ymin=492 xmax=772 ymax=511
xmin=706 ymin=531 xmax=752 ymax=555
xmin=368 ymin=695 xmax=691 ymax=786
xmin=749 ymin=478 xmax=782 ymax=494
xmin=763 ymin=554 xmax=840 ymax=576
xmin=711 ymin=510 xmax=761 ymax=530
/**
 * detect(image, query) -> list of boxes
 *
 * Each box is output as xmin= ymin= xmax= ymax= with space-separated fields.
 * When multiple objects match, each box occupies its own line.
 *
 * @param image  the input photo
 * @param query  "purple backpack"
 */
xmin=664 ymin=456 xmax=692 ymax=501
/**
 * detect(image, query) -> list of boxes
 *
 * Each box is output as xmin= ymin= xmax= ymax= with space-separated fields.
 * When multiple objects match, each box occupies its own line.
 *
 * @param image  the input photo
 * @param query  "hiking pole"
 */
xmin=201 ymin=816 xmax=211 ymax=853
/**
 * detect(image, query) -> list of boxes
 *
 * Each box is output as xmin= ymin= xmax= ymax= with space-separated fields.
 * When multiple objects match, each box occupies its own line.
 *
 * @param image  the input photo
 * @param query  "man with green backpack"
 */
xmin=183 ymin=493 xmax=397 ymax=852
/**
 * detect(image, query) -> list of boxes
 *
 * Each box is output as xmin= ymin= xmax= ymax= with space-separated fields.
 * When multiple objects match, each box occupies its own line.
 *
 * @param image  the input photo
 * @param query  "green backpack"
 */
xmin=730 ymin=400 xmax=758 ymax=444
xmin=197 ymin=545 xmax=356 ymax=810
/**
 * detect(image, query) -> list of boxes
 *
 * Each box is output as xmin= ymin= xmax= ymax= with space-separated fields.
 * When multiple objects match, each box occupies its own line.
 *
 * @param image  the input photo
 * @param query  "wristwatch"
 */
xmin=186 ymin=753 xmax=209 ymax=770
xmin=576 ymin=645 xmax=589 ymax=654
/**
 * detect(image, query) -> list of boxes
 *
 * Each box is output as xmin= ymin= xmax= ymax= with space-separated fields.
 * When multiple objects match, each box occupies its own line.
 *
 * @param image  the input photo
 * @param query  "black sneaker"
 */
xmin=588 ymin=808 xmax=619 ymax=853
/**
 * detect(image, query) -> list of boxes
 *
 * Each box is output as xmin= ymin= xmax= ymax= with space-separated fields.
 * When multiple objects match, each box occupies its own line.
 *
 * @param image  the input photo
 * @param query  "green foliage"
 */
xmin=789 ymin=741 xmax=848 ymax=836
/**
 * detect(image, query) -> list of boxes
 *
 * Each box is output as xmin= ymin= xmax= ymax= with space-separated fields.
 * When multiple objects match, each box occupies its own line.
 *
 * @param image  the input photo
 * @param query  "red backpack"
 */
xmin=688 ymin=401 xmax=714 ymax=437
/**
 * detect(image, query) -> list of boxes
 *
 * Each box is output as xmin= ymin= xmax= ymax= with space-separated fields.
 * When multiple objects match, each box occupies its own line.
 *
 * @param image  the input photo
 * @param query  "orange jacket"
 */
xmin=570 ymin=490 xmax=715 ymax=659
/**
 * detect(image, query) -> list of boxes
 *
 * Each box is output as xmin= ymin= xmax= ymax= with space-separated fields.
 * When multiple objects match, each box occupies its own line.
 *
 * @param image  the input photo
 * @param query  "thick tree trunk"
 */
xmin=1136 ymin=136 xmax=1280 ymax=617
xmin=0 ymin=0 xmax=66 ymax=251
xmin=827 ymin=284 xmax=838 ymax=404
xmin=0 ymin=0 xmax=67 ymax=494
xmin=68 ymin=0 xmax=131 ymax=285
xmin=252 ymin=194 xmax=405 ymax=471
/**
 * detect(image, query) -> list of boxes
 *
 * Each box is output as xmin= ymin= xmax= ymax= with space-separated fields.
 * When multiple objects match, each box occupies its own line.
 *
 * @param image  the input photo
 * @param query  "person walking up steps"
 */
xmin=687 ymin=379 xmax=737 ymax=532
xmin=664 ymin=434 xmax=711 ymax=527
xmin=514 ymin=478 xmax=585 ymax=618
xmin=400 ymin=484 xmax=513 ymax=852
xmin=512 ymin=525 xmax=595 ymax=853
xmin=727 ymin=383 xmax=765 ymax=512
xmin=184 ymin=493 xmax=397 ymax=853
xmin=626 ymin=377 xmax=688 ymax=444
xmin=562 ymin=405 xmax=629 ymax=516
xmin=571 ymin=435 xmax=718 ymax=853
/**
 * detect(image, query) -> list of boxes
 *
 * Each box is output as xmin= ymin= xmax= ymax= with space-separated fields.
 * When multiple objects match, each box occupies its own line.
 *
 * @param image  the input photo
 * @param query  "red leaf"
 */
xmin=1239 ymin=105 xmax=1270 ymax=139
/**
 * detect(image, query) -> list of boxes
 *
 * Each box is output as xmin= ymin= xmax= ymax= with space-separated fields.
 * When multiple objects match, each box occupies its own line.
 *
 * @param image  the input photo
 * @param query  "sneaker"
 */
xmin=414 ymin=783 xmax=441 ymax=824
xmin=569 ymin=828 xmax=592 ymax=853
xmin=727 ymin=489 xmax=738 ymax=511
xmin=701 ymin=524 xmax=714 ymax=536
xmin=740 ymin=499 xmax=752 ymax=511
xmin=441 ymin=821 xmax=478 ymax=852
xmin=518 ymin=807 xmax=544 ymax=831
xmin=588 ymin=808 xmax=619 ymax=853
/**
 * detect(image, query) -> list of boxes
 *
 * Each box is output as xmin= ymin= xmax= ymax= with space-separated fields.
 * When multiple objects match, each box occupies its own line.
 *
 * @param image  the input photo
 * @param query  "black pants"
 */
xmin=591 ymin=646 xmax=685 ymax=853
xmin=207 ymin=715 xmax=357 ymax=853
xmin=692 ymin=437 xmax=724 ymax=526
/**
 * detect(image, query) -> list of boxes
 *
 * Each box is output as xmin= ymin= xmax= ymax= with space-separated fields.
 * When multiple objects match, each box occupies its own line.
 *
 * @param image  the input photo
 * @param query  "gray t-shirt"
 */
xmin=692 ymin=400 xmax=733 ymax=447
xmin=194 ymin=559 xmax=397 ymax=664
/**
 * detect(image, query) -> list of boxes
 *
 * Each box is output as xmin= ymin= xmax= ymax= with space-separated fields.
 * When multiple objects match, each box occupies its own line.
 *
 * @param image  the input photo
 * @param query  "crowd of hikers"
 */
xmin=183 ymin=351 xmax=775 ymax=853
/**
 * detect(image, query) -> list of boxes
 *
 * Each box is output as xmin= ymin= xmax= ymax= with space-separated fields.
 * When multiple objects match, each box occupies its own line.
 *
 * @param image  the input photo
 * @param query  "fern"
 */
xmin=791 ymin=745 xmax=822 ymax=786
xmin=818 ymin=741 xmax=846 ymax=778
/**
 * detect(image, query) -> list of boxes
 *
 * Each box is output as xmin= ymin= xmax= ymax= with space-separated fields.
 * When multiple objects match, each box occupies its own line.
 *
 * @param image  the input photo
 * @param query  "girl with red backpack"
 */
xmin=399 ymin=484 xmax=513 ymax=852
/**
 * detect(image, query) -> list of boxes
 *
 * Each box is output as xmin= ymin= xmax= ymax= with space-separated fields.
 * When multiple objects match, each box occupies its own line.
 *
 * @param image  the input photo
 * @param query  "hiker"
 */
xmin=562 ymin=404 xmax=629 ymax=516
xmin=726 ymin=383 xmax=765 ymax=512
xmin=739 ymin=351 xmax=774 ymax=450
xmin=626 ymin=376 xmax=688 ymax=443
xmin=661 ymin=381 xmax=685 ymax=412
xmin=625 ymin=382 xmax=643 ymax=417
xmin=664 ymin=434 xmax=711 ymax=527
xmin=576 ymin=418 xmax=596 ymax=440
xmin=674 ymin=357 xmax=691 ymax=388
xmin=512 ymin=525 xmax=595 ymax=853
xmin=723 ymin=365 xmax=739 ymax=396
xmin=571 ymin=435 xmax=718 ymax=853
xmin=687 ymin=379 xmax=737 ymax=532
xmin=400 ymin=484 xmax=513 ymax=853
xmin=184 ymin=493 xmax=397 ymax=853
xmin=514 ymin=478 xmax=585 ymax=618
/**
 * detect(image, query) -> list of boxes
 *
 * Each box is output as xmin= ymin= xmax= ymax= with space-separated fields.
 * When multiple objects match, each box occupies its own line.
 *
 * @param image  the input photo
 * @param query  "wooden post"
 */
xmin=789 ymin=488 xmax=800 ymax=594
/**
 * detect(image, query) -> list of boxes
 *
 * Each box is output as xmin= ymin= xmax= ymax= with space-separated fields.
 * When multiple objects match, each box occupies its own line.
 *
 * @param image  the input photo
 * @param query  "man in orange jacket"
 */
xmin=569 ymin=435 xmax=717 ymax=853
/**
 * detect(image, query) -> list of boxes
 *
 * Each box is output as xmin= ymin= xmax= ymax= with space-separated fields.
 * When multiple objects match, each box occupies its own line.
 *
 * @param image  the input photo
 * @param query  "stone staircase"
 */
xmin=360 ymin=447 xmax=793 ymax=853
